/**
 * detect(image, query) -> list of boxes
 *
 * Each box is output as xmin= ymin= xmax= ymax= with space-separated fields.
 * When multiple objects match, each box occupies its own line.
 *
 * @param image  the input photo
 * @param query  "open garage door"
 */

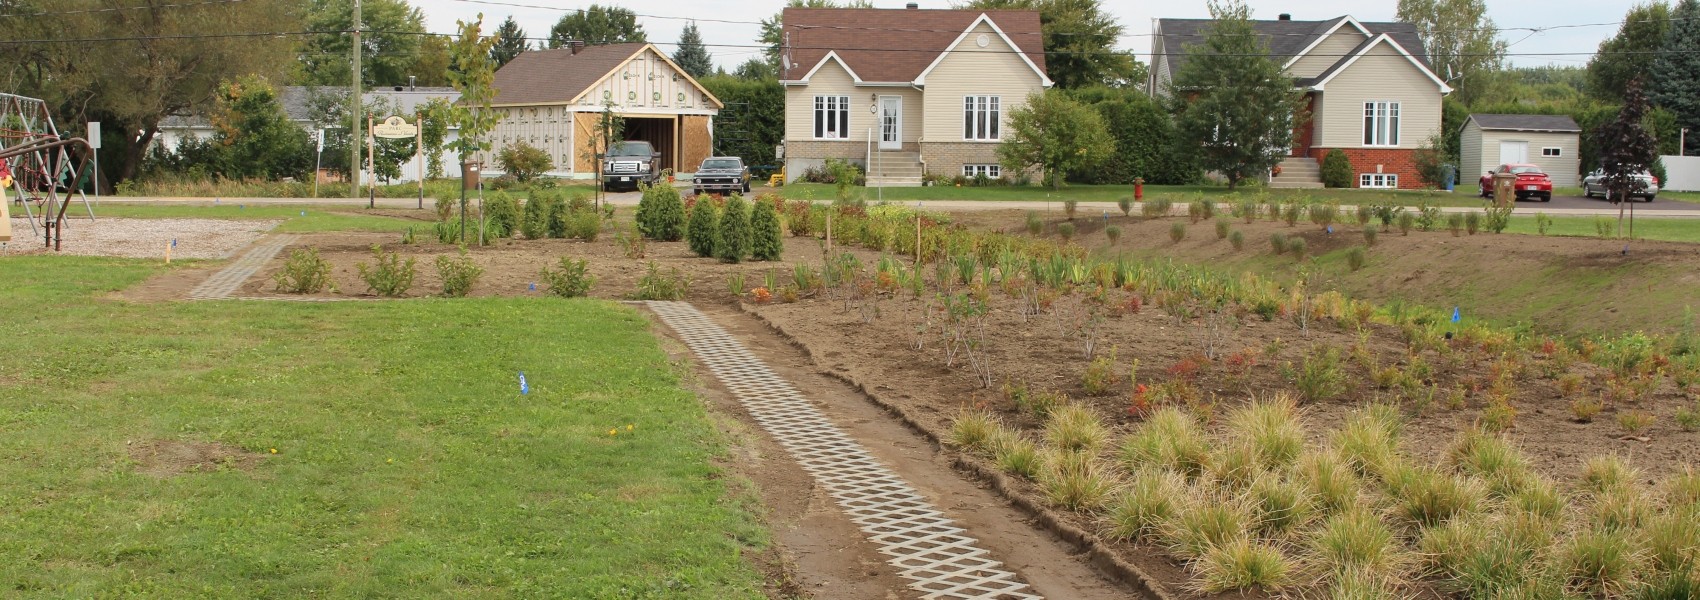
xmin=622 ymin=117 xmax=676 ymax=175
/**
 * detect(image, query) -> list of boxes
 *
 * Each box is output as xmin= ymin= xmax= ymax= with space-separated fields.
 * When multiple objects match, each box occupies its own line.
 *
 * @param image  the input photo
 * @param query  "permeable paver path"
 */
xmin=187 ymin=234 xmax=297 ymax=300
xmin=646 ymin=301 xmax=1042 ymax=600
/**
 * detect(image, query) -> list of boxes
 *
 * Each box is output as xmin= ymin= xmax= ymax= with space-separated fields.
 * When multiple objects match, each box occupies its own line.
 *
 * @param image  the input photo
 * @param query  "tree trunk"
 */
xmin=118 ymin=122 xmax=159 ymax=184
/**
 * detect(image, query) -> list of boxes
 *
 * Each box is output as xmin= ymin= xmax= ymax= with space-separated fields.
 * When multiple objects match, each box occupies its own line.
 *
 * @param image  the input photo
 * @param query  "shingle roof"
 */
xmin=491 ymin=43 xmax=649 ymax=105
xmin=780 ymin=8 xmax=1045 ymax=83
xmin=1156 ymin=17 xmax=1429 ymax=79
xmin=1468 ymin=114 xmax=1582 ymax=133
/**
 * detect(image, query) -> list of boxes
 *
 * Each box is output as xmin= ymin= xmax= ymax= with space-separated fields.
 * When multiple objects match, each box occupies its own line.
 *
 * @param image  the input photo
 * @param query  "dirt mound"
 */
xmin=129 ymin=439 xmax=264 ymax=477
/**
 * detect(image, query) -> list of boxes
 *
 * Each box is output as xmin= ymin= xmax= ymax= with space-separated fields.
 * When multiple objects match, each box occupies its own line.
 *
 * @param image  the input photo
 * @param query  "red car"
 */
xmin=1478 ymin=164 xmax=1553 ymax=202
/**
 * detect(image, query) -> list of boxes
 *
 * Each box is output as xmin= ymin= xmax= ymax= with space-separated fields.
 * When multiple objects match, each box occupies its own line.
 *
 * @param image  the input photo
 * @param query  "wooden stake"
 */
xmin=916 ymin=214 xmax=922 ymax=264
xmin=826 ymin=211 xmax=833 ymax=255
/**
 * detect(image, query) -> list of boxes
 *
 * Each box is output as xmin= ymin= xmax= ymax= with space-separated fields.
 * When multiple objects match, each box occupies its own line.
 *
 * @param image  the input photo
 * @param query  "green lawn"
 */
xmin=781 ymin=182 xmax=1501 ymax=207
xmin=0 ymin=257 xmax=767 ymax=597
xmin=92 ymin=203 xmax=428 ymax=233
xmin=1503 ymin=214 xmax=1700 ymax=243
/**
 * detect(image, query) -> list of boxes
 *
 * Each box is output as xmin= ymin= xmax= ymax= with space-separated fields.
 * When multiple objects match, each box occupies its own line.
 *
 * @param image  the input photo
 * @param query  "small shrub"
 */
xmin=1283 ymin=202 xmax=1303 ymax=227
xmin=1063 ymin=199 xmax=1078 ymax=220
xmin=749 ymin=198 xmax=784 ymax=261
xmin=434 ymin=246 xmax=483 ymax=297
xmin=1535 ymin=212 xmax=1554 ymax=236
xmin=1296 ymin=347 xmax=1345 ymax=402
xmin=1228 ymin=230 xmax=1244 ymax=250
xmin=1447 ymin=212 xmax=1465 ymax=236
xmin=1117 ymin=195 xmax=1132 ymax=217
xmin=716 ymin=195 xmax=751 ymax=263
xmin=1321 ymin=149 xmax=1353 ymax=188
xmin=1571 ymin=397 xmax=1604 ymax=423
xmin=1677 ymin=404 xmax=1700 ymax=432
xmin=1082 ymin=348 xmax=1121 ymax=395
xmin=991 ymin=428 xmax=1041 ymax=479
xmin=1354 ymin=203 xmax=1372 ymax=226
xmin=400 ymin=226 xmax=416 ymax=245
xmin=1044 ymin=404 xmax=1108 ymax=454
xmin=1464 ymin=211 xmax=1481 ymax=235
xmin=1215 ymin=219 xmax=1230 ymax=240
xmin=355 ymin=245 xmax=416 ymax=297
xmin=521 ymin=195 xmax=549 ymax=239
xmin=1310 ymin=202 xmax=1340 ymax=228
xmin=495 ymin=141 xmax=552 ymax=182
xmin=1106 ymin=470 xmax=1185 ymax=541
xmin=1617 ymin=410 xmax=1654 ymax=435
xmin=1025 ymin=211 xmax=1043 ymax=235
xmin=1169 ymin=222 xmax=1186 ymax=243
xmin=540 ymin=257 xmax=593 ymax=297
xmin=1478 ymin=399 xmax=1517 ymax=433
xmin=1194 ymin=539 xmax=1294 ymax=593
xmin=1039 ymin=450 xmax=1114 ymax=511
xmin=1270 ymin=232 xmax=1287 ymax=255
xmin=1345 ymin=246 xmax=1368 ymax=272
xmin=1017 ymin=389 xmax=1066 ymax=420
xmin=1057 ymin=221 xmax=1076 ymax=242
xmin=272 ymin=247 xmax=336 ymax=294
xmin=630 ymin=261 xmax=689 ymax=300
xmin=947 ymin=410 xmax=998 ymax=454
xmin=1105 ymin=225 xmax=1122 ymax=245
xmin=686 ymin=199 xmax=718 ymax=257
xmin=1288 ymin=237 xmax=1308 ymax=259
xmin=1396 ymin=211 xmax=1415 ymax=235
xmin=483 ymin=192 xmax=519 ymax=238
xmin=1142 ymin=196 xmax=1173 ymax=219
xmin=634 ymin=183 xmax=686 ymax=241
xmin=546 ymin=195 xmax=571 ymax=239
xmin=568 ymin=212 xmax=600 ymax=241
xmin=1361 ymin=224 xmax=1378 ymax=247
xmin=1596 ymin=215 xmax=1615 ymax=239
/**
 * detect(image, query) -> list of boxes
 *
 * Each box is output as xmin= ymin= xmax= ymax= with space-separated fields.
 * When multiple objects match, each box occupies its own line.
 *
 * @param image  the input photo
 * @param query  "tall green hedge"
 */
xmin=1321 ymin=149 xmax=1354 ymax=188
xmin=749 ymin=197 xmax=783 ymax=261
xmin=635 ymin=183 xmax=685 ymax=241
xmin=716 ymin=196 xmax=751 ymax=263
xmin=686 ymin=199 xmax=718 ymax=258
xmin=1064 ymin=86 xmax=1200 ymax=185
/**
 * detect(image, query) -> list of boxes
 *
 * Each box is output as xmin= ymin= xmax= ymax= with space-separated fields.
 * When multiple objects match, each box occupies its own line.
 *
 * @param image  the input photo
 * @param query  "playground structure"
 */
xmin=1 ymin=92 xmax=96 ymax=250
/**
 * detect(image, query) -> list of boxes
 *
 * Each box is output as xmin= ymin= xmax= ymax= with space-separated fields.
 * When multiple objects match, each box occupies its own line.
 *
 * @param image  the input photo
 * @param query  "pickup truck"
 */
xmin=693 ymin=157 xmax=751 ymax=195
xmin=601 ymin=141 xmax=661 ymax=192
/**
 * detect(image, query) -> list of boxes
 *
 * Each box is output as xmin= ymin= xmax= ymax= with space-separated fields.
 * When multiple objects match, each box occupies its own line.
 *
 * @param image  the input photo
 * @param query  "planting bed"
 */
xmin=153 ymin=202 xmax=1700 ymax=597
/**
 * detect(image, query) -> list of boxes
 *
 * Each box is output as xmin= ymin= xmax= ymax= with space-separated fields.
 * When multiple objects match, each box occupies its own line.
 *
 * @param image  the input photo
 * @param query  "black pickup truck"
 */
xmin=693 ymin=157 xmax=751 ymax=195
xmin=601 ymin=141 xmax=662 ymax=192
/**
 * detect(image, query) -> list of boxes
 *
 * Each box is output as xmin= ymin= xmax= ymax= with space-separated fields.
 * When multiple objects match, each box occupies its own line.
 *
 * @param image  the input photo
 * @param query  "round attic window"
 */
xmin=976 ymin=34 xmax=990 ymax=48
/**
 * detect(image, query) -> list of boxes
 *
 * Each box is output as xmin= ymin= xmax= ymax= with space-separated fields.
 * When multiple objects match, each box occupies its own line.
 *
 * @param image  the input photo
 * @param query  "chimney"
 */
xmin=1278 ymin=13 xmax=1291 ymax=20
xmin=569 ymin=40 xmax=586 ymax=55
xmin=906 ymin=2 xmax=918 ymax=8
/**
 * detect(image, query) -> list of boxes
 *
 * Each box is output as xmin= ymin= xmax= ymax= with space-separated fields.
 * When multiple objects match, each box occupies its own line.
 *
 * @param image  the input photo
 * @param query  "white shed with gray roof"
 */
xmin=1461 ymin=114 xmax=1582 ymax=187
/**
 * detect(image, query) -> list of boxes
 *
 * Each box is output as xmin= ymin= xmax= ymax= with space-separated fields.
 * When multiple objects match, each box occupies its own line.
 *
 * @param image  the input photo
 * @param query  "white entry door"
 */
xmin=1500 ymin=141 xmax=1529 ymax=164
xmin=879 ymin=96 xmax=902 ymax=150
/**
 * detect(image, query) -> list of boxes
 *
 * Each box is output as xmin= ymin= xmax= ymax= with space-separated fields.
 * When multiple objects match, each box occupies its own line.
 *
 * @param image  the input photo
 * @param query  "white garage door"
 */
xmin=1500 ymin=141 xmax=1529 ymax=164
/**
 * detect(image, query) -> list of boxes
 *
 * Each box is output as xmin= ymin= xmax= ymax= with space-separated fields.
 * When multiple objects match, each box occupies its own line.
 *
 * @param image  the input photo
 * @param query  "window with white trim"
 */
xmin=964 ymin=95 xmax=1000 ymax=141
xmin=1542 ymin=147 xmax=1562 ymax=157
xmin=963 ymin=164 xmax=1001 ymax=179
xmin=813 ymin=95 xmax=849 ymax=139
xmin=1362 ymin=101 xmax=1400 ymax=146
xmin=1360 ymin=173 xmax=1398 ymax=189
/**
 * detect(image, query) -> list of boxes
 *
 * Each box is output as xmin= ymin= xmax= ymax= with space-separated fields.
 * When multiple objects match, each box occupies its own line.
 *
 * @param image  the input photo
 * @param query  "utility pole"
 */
xmin=351 ymin=0 xmax=362 ymax=205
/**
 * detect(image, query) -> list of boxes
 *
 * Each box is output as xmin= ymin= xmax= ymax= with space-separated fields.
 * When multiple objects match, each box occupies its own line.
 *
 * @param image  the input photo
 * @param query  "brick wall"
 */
xmin=921 ymin=142 xmax=1002 ymax=179
xmin=1310 ymin=147 xmax=1423 ymax=190
xmin=784 ymin=140 xmax=866 ymax=183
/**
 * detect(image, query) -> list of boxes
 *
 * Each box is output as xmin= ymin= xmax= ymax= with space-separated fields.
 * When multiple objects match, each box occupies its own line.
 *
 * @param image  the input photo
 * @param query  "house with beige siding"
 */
xmin=1460 ymin=114 xmax=1581 ymax=188
xmin=1150 ymin=14 xmax=1451 ymax=190
xmin=486 ymin=42 xmax=722 ymax=179
xmin=778 ymin=7 xmax=1049 ymax=185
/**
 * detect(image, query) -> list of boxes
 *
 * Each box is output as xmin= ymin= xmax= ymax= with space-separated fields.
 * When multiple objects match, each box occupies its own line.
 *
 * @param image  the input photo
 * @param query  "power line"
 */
xmin=0 ymin=0 xmax=252 ymax=18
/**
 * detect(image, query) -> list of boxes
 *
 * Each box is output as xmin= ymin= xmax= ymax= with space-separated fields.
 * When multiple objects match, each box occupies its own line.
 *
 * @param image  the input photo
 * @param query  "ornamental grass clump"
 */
xmin=1215 ymin=219 xmax=1231 ymax=240
xmin=1309 ymin=508 xmax=1404 ymax=577
xmin=1580 ymin=454 xmax=1639 ymax=495
xmin=1039 ymin=449 xmax=1114 ymax=511
xmin=1121 ymin=407 xmax=1211 ymax=477
xmin=1228 ymin=230 xmax=1244 ymax=250
xmin=948 ymin=409 xmax=999 ymax=454
xmin=1057 ymin=221 xmax=1077 ymax=242
xmin=1045 ymin=404 xmax=1109 ymax=454
xmin=1106 ymin=469 xmax=1186 ymax=542
xmin=1226 ymin=395 xmax=1304 ymax=470
xmin=1447 ymin=428 xmax=1533 ymax=497
xmin=1105 ymin=225 xmax=1122 ymax=245
xmin=1193 ymin=538 xmax=1294 ymax=593
xmin=1387 ymin=465 xmax=1486 ymax=529
xmin=990 ymin=427 xmax=1041 ymax=479
xmin=1163 ymin=494 xmax=1252 ymax=561
xmin=1246 ymin=473 xmax=1313 ymax=535
xmin=1346 ymin=246 xmax=1368 ymax=272
xmin=1288 ymin=237 xmax=1309 ymax=260
xmin=1169 ymin=222 xmax=1186 ymax=243
xmin=1025 ymin=210 xmax=1043 ymax=235
xmin=1297 ymin=451 xmax=1362 ymax=517
xmin=1270 ymin=232 xmax=1288 ymax=255
xmin=1553 ymin=529 xmax=1642 ymax=598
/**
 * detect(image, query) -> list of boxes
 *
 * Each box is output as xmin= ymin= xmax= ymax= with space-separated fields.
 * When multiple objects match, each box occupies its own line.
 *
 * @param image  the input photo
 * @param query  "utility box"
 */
xmin=1493 ymin=172 xmax=1517 ymax=208
xmin=461 ymin=160 xmax=481 ymax=191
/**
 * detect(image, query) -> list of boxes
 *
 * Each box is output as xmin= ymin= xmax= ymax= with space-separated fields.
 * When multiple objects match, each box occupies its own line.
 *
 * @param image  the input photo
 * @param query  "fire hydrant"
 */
xmin=1134 ymin=177 xmax=1145 ymax=201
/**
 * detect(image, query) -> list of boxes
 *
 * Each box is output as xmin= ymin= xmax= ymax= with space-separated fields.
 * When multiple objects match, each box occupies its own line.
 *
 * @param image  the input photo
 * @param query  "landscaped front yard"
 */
xmin=0 ymin=257 xmax=768 ymax=597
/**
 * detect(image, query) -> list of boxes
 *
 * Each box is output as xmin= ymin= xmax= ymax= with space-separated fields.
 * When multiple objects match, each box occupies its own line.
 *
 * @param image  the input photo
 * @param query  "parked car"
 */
xmin=601 ymin=141 xmax=661 ymax=192
xmin=1478 ymin=164 xmax=1552 ymax=202
xmin=1581 ymin=168 xmax=1659 ymax=202
xmin=693 ymin=157 xmax=751 ymax=196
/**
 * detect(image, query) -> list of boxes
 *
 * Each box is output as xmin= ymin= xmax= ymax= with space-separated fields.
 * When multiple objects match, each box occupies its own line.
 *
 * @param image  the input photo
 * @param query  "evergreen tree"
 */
xmin=549 ymin=5 xmax=645 ymax=46
xmin=716 ymin=196 xmax=752 ymax=263
xmin=1587 ymin=3 xmax=1671 ymax=102
xmin=749 ymin=197 xmax=784 ymax=261
xmin=672 ymin=22 xmax=714 ymax=79
xmin=521 ymin=192 xmax=549 ymax=239
xmin=490 ymin=16 xmax=530 ymax=69
xmin=1652 ymin=0 xmax=1700 ymax=136
xmin=687 ymin=199 xmax=719 ymax=257
xmin=1169 ymin=0 xmax=1306 ymax=190
xmin=636 ymin=183 xmax=686 ymax=241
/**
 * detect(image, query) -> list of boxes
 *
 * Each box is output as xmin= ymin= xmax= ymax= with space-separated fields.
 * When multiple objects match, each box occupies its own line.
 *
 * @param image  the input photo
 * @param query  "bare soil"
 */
xmin=5 ymin=217 xmax=279 ymax=259
xmin=128 ymin=439 xmax=265 ymax=478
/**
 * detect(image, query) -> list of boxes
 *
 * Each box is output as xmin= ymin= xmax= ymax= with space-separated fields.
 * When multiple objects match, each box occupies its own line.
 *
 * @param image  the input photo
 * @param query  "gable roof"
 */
xmin=780 ymin=8 xmax=1045 ymax=84
xmin=1155 ymin=16 xmax=1429 ymax=81
xmin=491 ymin=42 xmax=649 ymax=106
xmin=1466 ymin=114 xmax=1582 ymax=133
xmin=1305 ymin=34 xmax=1453 ymax=93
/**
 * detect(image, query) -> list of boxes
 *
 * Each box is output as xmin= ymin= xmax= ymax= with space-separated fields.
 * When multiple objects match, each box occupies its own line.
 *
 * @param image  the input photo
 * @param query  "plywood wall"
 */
xmin=681 ymin=115 xmax=712 ymax=172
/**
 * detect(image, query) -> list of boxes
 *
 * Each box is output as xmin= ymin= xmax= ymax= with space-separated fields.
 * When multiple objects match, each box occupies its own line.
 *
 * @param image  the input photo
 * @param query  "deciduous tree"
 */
xmin=996 ymin=90 xmax=1114 ymax=190
xmin=963 ymin=0 xmax=1141 ymax=88
xmin=1587 ymin=2 xmax=1671 ymax=102
xmin=297 ymin=0 xmax=427 ymax=87
xmin=1596 ymin=79 xmax=1660 ymax=237
xmin=1395 ymin=0 xmax=1507 ymax=106
xmin=447 ymin=15 xmax=500 ymax=164
xmin=1168 ymin=0 xmax=1306 ymax=190
xmin=672 ymin=22 xmax=714 ymax=78
xmin=548 ymin=5 xmax=645 ymax=47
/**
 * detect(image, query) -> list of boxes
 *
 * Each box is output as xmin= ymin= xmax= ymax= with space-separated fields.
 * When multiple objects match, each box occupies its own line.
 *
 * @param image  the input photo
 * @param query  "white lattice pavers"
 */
xmin=646 ymin=301 xmax=1041 ymax=600
xmin=187 ymin=235 xmax=298 ymax=300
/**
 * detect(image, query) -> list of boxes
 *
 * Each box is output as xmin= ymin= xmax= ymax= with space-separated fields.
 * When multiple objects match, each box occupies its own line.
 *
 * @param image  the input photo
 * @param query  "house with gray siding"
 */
xmin=1150 ymin=14 xmax=1451 ymax=189
xmin=778 ymin=6 xmax=1049 ymax=185
xmin=1459 ymin=114 xmax=1581 ymax=188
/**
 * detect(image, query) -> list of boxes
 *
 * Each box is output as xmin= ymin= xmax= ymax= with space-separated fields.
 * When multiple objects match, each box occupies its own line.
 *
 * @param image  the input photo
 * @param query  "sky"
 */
xmin=412 ymin=0 xmax=1626 ymax=71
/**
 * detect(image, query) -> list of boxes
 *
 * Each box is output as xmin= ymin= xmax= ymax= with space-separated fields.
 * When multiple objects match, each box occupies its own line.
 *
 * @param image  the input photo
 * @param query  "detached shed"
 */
xmin=1460 ymin=114 xmax=1581 ymax=187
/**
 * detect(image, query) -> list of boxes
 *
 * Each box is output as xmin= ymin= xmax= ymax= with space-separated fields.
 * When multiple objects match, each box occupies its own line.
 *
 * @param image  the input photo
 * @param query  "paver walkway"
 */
xmin=646 ymin=301 xmax=1042 ymax=600
xmin=186 ymin=234 xmax=296 ymax=300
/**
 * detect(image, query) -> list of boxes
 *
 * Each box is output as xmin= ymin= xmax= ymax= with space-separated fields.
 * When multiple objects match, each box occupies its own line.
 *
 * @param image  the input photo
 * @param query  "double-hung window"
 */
xmin=964 ymin=95 xmax=1000 ymax=141
xmin=1363 ymin=101 xmax=1400 ymax=146
xmin=814 ymin=95 xmax=849 ymax=139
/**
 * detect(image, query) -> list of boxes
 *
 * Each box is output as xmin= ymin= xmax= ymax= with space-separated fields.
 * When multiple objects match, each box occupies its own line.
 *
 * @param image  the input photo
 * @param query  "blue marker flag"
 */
xmin=1451 ymin=307 xmax=1461 ymax=323
xmin=519 ymin=371 xmax=529 ymax=395
xmin=300 ymin=211 xmax=306 ymax=216
xmin=171 ymin=239 xmax=177 ymax=248
xmin=1326 ymin=225 xmax=1334 ymax=234
xmin=528 ymin=282 xmax=537 ymax=291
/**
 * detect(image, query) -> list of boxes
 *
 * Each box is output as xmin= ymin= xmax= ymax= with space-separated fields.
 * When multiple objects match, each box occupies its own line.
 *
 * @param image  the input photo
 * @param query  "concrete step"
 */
xmin=869 ymin=168 xmax=924 ymax=177
xmin=866 ymin=177 xmax=924 ymax=187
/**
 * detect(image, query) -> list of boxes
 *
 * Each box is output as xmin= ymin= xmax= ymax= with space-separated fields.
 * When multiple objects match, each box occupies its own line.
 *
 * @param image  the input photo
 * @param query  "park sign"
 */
xmin=372 ymin=116 xmax=418 ymax=139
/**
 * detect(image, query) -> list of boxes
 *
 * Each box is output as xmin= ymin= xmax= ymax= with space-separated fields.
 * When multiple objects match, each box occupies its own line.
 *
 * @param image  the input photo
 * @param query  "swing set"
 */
xmin=1 ymin=92 xmax=97 ymax=250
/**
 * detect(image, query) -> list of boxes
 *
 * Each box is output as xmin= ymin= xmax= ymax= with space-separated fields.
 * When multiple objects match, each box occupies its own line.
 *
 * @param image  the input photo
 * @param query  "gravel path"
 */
xmin=3 ymin=217 xmax=280 ymax=259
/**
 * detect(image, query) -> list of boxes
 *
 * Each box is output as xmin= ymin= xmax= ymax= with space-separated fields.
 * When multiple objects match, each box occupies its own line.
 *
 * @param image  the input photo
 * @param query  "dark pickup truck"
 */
xmin=602 ymin=141 xmax=661 ymax=192
xmin=693 ymin=157 xmax=750 ymax=195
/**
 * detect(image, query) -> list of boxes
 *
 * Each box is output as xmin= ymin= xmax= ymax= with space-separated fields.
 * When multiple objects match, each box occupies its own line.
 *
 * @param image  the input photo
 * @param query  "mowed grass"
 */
xmin=1504 ymin=215 xmax=1700 ymax=243
xmin=779 ymin=182 xmax=1490 ymax=206
xmin=90 ymin=203 xmax=428 ymax=233
xmin=0 ymin=257 xmax=766 ymax=597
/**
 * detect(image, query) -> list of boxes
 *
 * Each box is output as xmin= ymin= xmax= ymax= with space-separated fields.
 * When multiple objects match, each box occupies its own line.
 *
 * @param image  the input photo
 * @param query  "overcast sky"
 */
xmin=412 ymin=0 xmax=1623 ymax=71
